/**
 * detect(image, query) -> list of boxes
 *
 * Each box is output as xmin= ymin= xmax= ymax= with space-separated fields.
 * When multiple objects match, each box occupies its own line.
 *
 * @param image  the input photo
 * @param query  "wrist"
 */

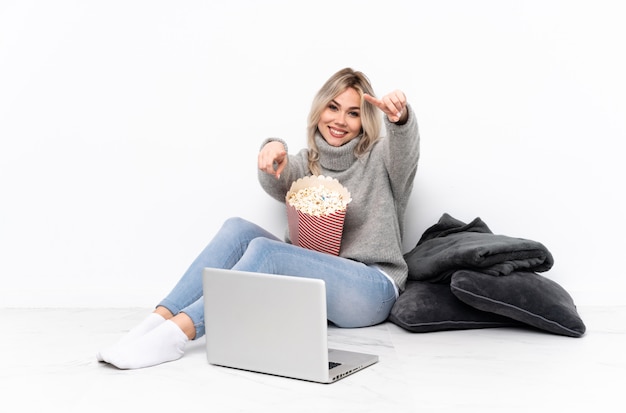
xmin=393 ymin=108 xmax=409 ymax=125
xmin=260 ymin=137 xmax=288 ymax=153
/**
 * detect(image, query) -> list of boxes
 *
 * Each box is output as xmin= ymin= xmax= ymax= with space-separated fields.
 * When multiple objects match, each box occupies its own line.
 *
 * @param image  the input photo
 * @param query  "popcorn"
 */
xmin=287 ymin=185 xmax=348 ymax=216
xmin=285 ymin=175 xmax=351 ymax=256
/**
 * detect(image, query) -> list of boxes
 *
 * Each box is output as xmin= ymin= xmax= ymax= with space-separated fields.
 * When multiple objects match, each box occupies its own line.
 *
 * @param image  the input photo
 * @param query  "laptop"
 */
xmin=202 ymin=268 xmax=379 ymax=383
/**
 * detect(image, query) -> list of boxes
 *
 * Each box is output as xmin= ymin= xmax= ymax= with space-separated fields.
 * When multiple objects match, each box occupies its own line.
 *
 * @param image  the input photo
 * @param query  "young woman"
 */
xmin=97 ymin=67 xmax=420 ymax=369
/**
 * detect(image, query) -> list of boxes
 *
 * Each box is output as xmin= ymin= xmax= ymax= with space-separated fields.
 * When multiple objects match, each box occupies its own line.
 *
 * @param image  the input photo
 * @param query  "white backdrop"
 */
xmin=1 ymin=0 xmax=624 ymax=307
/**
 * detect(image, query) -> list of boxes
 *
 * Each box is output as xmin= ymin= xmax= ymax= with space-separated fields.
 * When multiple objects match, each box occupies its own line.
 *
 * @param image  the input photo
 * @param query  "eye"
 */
xmin=348 ymin=111 xmax=360 ymax=118
xmin=328 ymin=103 xmax=339 ymax=111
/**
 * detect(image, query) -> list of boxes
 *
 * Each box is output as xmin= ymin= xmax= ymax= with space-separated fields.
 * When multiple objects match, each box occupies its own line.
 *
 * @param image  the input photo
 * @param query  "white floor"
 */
xmin=2 ymin=306 xmax=625 ymax=413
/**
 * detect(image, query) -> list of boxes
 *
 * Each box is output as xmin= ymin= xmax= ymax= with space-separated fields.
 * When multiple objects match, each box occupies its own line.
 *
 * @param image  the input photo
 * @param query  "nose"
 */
xmin=334 ymin=112 xmax=347 ymax=126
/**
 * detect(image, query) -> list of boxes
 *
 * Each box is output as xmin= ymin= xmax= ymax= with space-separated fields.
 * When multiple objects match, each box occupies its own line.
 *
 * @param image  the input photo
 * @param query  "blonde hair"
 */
xmin=306 ymin=68 xmax=382 ymax=175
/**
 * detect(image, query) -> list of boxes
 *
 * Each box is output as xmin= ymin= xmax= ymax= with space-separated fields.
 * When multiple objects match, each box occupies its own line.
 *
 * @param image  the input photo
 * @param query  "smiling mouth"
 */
xmin=329 ymin=127 xmax=347 ymax=138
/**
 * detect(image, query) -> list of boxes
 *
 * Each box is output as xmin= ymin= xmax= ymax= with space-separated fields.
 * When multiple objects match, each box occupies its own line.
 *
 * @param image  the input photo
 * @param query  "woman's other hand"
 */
xmin=258 ymin=140 xmax=287 ymax=179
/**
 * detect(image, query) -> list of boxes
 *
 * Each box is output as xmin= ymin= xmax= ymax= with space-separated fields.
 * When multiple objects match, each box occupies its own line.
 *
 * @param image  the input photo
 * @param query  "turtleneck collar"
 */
xmin=315 ymin=133 xmax=361 ymax=172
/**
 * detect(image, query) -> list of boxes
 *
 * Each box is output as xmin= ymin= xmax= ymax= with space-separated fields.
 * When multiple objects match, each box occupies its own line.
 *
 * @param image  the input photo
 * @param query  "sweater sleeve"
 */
xmin=383 ymin=104 xmax=420 ymax=202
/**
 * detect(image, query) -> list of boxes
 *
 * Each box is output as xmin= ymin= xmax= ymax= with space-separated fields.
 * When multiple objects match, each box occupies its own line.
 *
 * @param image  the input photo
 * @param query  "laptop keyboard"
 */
xmin=329 ymin=361 xmax=342 ymax=370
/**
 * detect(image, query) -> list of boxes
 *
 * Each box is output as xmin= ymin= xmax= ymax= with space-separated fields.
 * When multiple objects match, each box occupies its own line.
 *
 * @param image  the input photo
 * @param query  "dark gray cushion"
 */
xmin=388 ymin=280 xmax=519 ymax=333
xmin=404 ymin=214 xmax=554 ymax=283
xmin=450 ymin=270 xmax=586 ymax=337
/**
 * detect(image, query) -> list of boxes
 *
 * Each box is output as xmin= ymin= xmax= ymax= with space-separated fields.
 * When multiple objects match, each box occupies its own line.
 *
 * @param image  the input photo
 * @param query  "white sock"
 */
xmin=96 ymin=312 xmax=165 ymax=361
xmin=101 ymin=320 xmax=189 ymax=369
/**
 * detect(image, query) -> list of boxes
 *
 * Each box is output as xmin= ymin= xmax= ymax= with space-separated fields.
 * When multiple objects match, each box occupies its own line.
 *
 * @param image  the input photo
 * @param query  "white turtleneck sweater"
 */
xmin=258 ymin=106 xmax=420 ymax=292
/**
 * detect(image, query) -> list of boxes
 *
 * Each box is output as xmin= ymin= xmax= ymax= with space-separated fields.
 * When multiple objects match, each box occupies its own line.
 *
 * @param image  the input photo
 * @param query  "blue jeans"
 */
xmin=158 ymin=217 xmax=397 ymax=339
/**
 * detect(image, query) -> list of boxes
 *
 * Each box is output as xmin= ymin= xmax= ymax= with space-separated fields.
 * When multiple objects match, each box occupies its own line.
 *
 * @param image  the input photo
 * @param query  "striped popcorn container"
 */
xmin=286 ymin=175 xmax=351 ymax=256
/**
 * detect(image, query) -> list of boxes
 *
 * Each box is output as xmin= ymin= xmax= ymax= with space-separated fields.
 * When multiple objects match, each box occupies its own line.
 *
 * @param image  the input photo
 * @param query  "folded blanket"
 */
xmin=404 ymin=213 xmax=554 ymax=283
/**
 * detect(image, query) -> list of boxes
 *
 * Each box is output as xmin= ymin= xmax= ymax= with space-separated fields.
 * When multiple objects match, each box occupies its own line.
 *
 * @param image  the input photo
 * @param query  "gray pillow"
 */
xmin=403 ymin=213 xmax=554 ymax=283
xmin=450 ymin=270 xmax=586 ymax=337
xmin=388 ymin=281 xmax=519 ymax=333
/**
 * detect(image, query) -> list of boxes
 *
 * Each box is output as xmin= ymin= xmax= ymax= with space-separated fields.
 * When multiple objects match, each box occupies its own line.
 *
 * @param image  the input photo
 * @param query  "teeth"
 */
xmin=330 ymin=128 xmax=346 ymax=135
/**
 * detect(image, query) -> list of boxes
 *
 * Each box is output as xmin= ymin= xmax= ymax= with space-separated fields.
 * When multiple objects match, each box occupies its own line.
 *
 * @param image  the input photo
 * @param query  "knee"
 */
xmin=245 ymin=237 xmax=275 ymax=255
xmin=222 ymin=216 xmax=249 ymax=230
xmin=220 ymin=217 xmax=260 ymax=238
xmin=234 ymin=237 xmax=282 ymax=272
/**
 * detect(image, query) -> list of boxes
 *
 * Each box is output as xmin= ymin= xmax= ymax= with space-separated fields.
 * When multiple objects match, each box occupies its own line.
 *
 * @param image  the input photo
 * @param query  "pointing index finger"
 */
xmin=362 ymin=93 xmax=382 ymax=108
xmin=363 ymin=92 xmax=403 ymax=122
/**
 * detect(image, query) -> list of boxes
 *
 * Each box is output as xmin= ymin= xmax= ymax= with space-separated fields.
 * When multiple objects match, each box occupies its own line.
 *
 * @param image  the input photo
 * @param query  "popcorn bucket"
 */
xmin=286 ymin=175 xmax=351 ymax=256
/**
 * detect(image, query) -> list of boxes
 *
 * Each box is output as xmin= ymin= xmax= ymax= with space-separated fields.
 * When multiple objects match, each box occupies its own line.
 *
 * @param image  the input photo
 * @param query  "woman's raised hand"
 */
xmin=363 ymin=90 xmax=408 ymax=123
